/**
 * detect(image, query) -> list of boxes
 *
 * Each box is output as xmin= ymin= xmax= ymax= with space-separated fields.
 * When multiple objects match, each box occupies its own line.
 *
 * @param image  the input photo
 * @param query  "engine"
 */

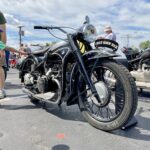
xmin=24 ymin=73 xmax=49 ymax=93
xmin=24 ymin=54 xmax=63 ymax=99
xmin=37 ymin=76 xmax=49 ymax=93
xmin=24 ymin=73 xmax=34 ymax=85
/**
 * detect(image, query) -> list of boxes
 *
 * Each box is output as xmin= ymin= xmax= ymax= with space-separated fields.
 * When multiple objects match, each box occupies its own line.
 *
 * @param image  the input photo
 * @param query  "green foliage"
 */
xmin=45 ymin=42 xmax=57 ymax=46
xmin=139 ymin=40 xmax=150 ymax=50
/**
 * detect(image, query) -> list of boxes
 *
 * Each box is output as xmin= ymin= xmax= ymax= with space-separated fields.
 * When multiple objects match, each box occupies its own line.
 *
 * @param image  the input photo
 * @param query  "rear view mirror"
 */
xmin=84 ymin=16 xmax=90 ymax=24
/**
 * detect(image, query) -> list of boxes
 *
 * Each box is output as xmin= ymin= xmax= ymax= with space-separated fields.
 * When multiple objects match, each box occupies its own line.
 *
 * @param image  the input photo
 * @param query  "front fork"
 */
xmin=67 ymin=34 xmax=101 ymax=103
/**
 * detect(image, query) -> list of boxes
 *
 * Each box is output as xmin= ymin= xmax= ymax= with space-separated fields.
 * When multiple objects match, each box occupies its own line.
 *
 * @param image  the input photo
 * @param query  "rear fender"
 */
xmin=19 ymin=55 xmax=39 ymax=80
xmin=19 ymin=55 xmax=38 ymax=71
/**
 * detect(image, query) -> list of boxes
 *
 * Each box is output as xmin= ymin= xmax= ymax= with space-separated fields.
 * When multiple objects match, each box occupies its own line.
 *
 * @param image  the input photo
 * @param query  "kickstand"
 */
xmin=121 ymin=117 xmax=138 ymax=130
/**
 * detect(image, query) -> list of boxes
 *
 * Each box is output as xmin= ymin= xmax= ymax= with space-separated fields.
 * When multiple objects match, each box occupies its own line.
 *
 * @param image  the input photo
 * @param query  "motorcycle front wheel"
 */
xmin=77 ymin=60 xmax=138 ymax=131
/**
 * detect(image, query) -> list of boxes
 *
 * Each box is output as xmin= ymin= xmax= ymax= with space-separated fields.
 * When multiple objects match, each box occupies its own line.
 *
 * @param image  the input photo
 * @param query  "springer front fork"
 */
xmin=67 ymin=34 xmax=101 ymax=103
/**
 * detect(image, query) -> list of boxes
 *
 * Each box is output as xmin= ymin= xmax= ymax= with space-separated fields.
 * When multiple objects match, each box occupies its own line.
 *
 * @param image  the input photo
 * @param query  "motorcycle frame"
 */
xmin=19 ymin=34 xmax=118 ymax=105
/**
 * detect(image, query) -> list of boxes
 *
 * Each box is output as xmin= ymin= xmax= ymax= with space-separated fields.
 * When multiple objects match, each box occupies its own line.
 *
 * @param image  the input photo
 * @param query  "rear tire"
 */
xmin=78 ymin=60 xmax=138 ymax=131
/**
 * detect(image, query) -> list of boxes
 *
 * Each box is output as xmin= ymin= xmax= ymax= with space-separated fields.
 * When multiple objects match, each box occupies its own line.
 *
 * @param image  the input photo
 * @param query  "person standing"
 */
xmin=0 ymin=11 xmax=26 ymax=99
xmin=0 ymin=11 xmax=7 ymax=98
xmin=24 ymin=44 xmax=31 ymax=53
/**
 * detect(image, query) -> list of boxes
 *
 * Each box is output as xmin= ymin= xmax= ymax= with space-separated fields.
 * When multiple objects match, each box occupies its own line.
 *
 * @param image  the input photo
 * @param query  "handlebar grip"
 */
xmin=33 ymin=26 xmax=67 ymax=34
xmin=34 ymin=26 xmax=48 ymax=29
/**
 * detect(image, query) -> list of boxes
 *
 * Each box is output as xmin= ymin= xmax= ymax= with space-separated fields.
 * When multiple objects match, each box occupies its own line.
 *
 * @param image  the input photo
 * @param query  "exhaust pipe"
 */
xmin=22 ymin=87 xmax=34 ymax=97
xmin=22 ymin=87 xmax=61 ymax=104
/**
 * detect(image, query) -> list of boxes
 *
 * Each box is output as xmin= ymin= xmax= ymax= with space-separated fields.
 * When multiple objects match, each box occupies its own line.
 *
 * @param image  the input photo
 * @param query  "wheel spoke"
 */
xmin=106 ymin=107 xmax=110 ymax=119
xmin=95 ymin=107 xmax=100 ymax=116
xmin=79 ymin=65 xmax=126 ymax=122
xmin=107 ymin=105 xmax=115 ymax=116
xmin=97 ymin=107 xmax=102 ymax=118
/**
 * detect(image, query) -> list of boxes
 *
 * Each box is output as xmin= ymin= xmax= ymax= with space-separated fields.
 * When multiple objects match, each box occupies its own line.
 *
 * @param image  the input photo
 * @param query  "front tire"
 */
xmin=78 ymin=60 xmax=138 ymax=131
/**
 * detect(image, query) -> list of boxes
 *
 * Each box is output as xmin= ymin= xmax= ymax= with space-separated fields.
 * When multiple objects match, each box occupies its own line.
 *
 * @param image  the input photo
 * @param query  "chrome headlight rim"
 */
xmin=83 ymin=24 xmax=97 ymax=43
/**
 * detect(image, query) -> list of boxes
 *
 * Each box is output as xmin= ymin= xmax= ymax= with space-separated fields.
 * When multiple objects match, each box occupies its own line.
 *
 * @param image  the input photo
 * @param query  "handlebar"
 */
xmin=34 ymin=26 xmax=67 ymax=34
xmin=34 ymin=26 xmax=49 ymax=29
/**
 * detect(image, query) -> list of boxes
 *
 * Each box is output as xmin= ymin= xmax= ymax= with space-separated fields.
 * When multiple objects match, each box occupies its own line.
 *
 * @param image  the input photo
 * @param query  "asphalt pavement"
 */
xmin=0 ymin=69 xmax=150 ymax=150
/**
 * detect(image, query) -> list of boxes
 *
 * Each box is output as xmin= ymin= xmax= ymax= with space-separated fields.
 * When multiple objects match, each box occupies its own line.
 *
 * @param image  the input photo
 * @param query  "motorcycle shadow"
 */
xmin=112 ymin=107 xmax=150 ymax=141
xmin=138 ymin=90 xmax=150 ymax=101
xmin=0 ymin=103 xmax=41 ymax=110
xmin=5 ymin=82 xmax=23 ymax=90
xmin=38 ymin=101 xmax=87 ymax=123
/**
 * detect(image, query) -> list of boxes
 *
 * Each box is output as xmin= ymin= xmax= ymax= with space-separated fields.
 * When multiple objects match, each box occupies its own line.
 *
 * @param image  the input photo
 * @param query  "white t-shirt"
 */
xmin=104 ymin=32 xmax=116 ymax=41
xmin=97 ymin=32 xmax=116 ymax=41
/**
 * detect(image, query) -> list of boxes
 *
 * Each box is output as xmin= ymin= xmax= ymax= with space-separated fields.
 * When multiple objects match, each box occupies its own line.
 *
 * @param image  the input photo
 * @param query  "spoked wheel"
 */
xmin=78 ymin=60 xmax=138 ymax=131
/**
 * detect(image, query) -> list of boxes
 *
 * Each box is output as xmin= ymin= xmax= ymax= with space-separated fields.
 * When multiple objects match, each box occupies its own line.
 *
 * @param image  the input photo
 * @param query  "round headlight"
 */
xmin=83 ymin=24 xmax=97 ymax=43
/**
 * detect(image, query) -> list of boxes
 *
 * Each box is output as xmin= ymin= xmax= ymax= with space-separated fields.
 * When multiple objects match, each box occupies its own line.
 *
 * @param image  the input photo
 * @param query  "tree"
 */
xmin=139 ymin=40 xmax=150 ymax=50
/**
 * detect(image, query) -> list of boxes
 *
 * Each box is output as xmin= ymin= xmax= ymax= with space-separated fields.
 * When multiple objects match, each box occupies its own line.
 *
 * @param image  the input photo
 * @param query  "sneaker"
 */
xmin=0 ymin=89 xmax=6 ymax=99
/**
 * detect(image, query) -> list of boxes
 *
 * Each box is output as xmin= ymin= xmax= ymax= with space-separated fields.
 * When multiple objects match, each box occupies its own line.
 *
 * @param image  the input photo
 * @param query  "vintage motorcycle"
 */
xmin=18 ymin=16 xmax=138 ymax=131
xmin=123 ymin=48 xmax=150 ymax=91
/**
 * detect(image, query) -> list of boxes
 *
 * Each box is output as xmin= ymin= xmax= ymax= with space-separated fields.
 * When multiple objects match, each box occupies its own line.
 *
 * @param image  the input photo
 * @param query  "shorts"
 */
xmin=0 ymin=41 xmax=6 ymax=50
xmin=0 ymin=41 xmax=6 ymax=67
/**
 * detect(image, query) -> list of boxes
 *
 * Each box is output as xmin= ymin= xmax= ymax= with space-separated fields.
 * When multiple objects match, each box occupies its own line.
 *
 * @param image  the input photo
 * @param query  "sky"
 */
xmin=0 ymin=0 xmax=150 ymax=49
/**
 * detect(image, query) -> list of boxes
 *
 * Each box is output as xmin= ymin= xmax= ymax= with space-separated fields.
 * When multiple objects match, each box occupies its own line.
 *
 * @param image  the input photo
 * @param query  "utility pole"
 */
xmin=126 ymin=34 xmax=130 ymax=48
xmin=18 ymin=26 xmax=24 ymax=48
xmin=120 ymin=34 xmax=132 ymax=48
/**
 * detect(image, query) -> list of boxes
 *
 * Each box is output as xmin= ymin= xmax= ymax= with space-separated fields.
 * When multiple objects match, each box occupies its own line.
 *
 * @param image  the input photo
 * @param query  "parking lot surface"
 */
xmin=0 ymin=69 xmax=150 ymax=150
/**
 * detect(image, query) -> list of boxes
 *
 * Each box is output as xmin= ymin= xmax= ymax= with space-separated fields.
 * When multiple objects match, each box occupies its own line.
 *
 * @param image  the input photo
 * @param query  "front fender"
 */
xmin=70 ymin=49 xmax=119 ymax=93
xmin=82 ymin=49 xmax=129 ymax=68
xmin=82 ymin=49 xmax=119 ymax=61
xmin=67 ymin=49 xmax=118 ymax=106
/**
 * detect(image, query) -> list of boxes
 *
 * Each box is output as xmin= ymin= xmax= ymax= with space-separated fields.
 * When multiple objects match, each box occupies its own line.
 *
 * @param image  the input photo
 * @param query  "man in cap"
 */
xmin=97 ymin=25 xmax=116 ymax=41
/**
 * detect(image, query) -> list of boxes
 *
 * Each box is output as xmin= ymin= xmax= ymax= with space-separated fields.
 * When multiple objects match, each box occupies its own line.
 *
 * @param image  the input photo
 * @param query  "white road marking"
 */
xmin=6 ymin=78 xmax=21 ymax=81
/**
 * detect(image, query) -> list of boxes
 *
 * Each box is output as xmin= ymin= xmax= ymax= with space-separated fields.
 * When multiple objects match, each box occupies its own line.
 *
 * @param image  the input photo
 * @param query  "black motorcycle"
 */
xmin=128 ymin=48 xmax=150 ymax=70
xmin=18 ymin=16 xmax=138 ymax=131
xmin=123 ymin=48 xmax=150 ymax=91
